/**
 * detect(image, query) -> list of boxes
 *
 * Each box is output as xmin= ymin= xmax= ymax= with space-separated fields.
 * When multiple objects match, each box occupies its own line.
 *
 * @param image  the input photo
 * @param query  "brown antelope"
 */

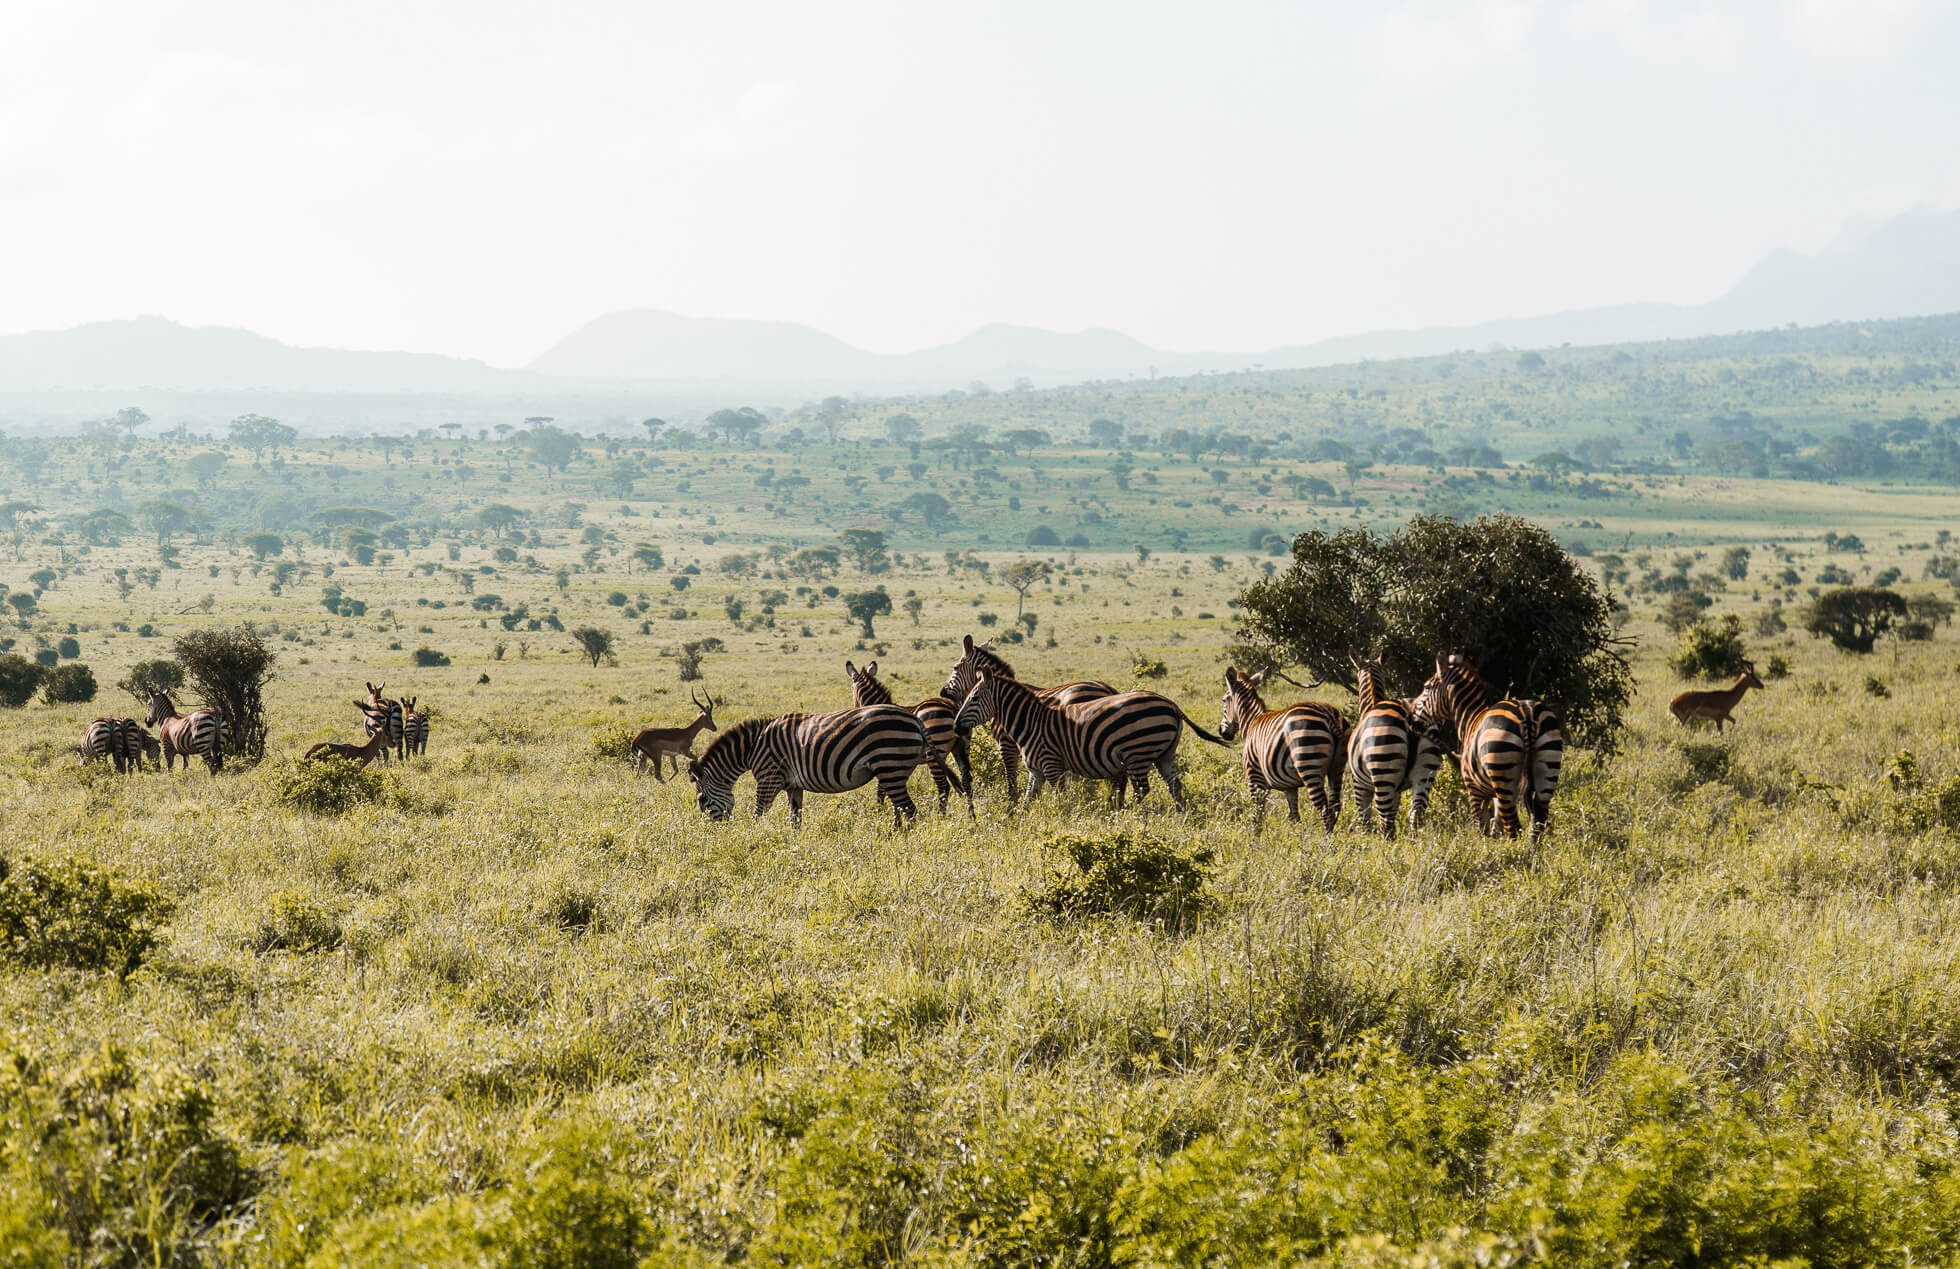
xmin=1668 ymin=662 xmax=1765 ymax=732
xmin=359 ymin=681 xmax=405 ymax=761
xmin=304 ymin=725 xmax=393 ymax=767
xmin=632 ymin=690 xmax=720 ymax=779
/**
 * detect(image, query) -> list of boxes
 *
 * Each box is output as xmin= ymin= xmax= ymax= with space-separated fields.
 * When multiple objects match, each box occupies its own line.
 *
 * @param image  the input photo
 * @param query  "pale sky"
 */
xmin=4 ymin=0 xmax=1957 ymax=366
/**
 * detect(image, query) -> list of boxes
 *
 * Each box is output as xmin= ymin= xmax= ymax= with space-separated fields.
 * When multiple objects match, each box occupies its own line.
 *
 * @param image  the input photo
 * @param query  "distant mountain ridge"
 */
xmin=4 ymin=209 xmax=1959 ymax=396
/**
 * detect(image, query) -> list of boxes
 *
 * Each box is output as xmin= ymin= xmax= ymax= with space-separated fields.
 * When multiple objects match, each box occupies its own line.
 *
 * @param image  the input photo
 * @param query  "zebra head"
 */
xmin=1414 ymin=649 xmax=1488 ymax=738
xmin=942 ymin=634 xmax=1002 ymax=702
xmin=845 ymin=660 xmax=889 ymax=707
xmin=144 ymin=689 xmax=175 ymax=728
xmin=687 ymin=759 xmax=734 ymax=820
xmin=1218 ymin=667 xmax=1268 ymax=742
xmin=953 ymin=670 xmax=999 ymax=735
xmin=687 ymin=719 xmax=757 ymax=820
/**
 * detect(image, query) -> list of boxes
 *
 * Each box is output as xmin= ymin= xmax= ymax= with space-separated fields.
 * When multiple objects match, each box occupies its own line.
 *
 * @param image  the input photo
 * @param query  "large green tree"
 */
xmin=1235 ymin=515 xmax=1633 ymax=750
xmin=1800 ymin=587 xmax=1908 ymax=653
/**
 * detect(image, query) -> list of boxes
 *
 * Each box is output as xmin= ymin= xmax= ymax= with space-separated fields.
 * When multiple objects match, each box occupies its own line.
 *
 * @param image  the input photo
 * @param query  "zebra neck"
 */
xmin=990 ymin=679 xmax=1054 ymax=744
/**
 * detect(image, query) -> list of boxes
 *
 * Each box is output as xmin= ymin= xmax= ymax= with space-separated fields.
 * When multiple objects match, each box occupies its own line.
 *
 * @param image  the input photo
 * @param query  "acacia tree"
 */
xmin=571 ymin=626 xmax=616 ymax=667
xmin=844 ymin=590 xmax=892 ymax=639
xmin=478 ymin=504 xmax=525 ymax=538
xmin=839 ymin=528 xmax=889 ymax=573
xmin=175 ymin=626 xmax=277 ymax=762
xmin=1800 ymin=587 xmax=1908 ymax=653
xmin=999 ymin=559 xmax=1052 ymax=618
xmin=1235 ymin=515 xmax=1633 ymax=750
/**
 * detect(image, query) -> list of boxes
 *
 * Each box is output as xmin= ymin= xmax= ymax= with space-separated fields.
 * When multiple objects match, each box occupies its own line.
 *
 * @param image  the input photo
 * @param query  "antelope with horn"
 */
xmin=632 ymin=689 xmax=720 ymax=780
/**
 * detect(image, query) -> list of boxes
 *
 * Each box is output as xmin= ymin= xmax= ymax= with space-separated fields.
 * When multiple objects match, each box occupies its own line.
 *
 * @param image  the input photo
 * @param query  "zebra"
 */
xmin=117 ymin=717 xmax=161 ymax=773
xmin=687 ymin=706 xmax=932 ymax=827
xmin=145 ymin=690 xmax=227 ymax=773
xmin=845 ymin=660 xmax=973 ymax=815
xmin=1216 ymin=667 xmax=1346 ymax=831
xmin=402 ymin=696 xmax=430 ymax=756
xmin=953 ymin=670 xmax=1225 ymax=810
xmin=941 ymin=634 xmax=1116 ymax=799
xmin=1345 ymin=649 xmax=1445 ymax=840
xmin=77 ymin=718 xmax=124 ymax=771
xmin=359 ymin=681 xmax=405 ymax=761
xmin=1412 ymin=649 xmax=1564 ymax=842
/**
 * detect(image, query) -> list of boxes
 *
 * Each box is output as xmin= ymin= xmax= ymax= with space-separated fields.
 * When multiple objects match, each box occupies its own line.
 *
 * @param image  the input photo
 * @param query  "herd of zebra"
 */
xmin=76 ymin=681 xmax=430 ymax=774
xmin=71 ymin=640 xmax=1562 ymax=841
xmin=681 ymin=635 xmax=1565 ymax=841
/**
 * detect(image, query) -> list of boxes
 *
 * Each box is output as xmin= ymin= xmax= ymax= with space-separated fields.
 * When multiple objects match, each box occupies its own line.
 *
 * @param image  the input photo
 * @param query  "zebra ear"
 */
xmin=866 ymin=660 xmax=877 ymax=676
xmin=1224 ymin=668 xmax=1238 ymax=687
xmin=845 ymin=660 xmax=857 ymax=678
xmin=1435 ymin=651 xmax=1449 ymax=675
xmin=964 ymin=634 xmax=976 ymax=653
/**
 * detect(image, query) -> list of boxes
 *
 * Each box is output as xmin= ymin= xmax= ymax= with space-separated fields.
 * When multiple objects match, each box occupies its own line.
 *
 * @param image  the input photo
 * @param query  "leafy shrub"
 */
xmin=32 ymin=648 xmax=56 ymax=668
xmin=250 ymin=890 xmax=344 ymax=953
xmin=116 ymin=657 xmax=184 ymax=703
xmin=55 ymin=636 xmax=79 ymax=659
xmin=411 ymin=646 xmax=451 ymax=667
xmin=274 ymin=758 xmax=401 ymax=816
xmin=176 ymin=625 xmax=277 ymax=761
xmin=0 ymin=1044 xmax=256 ymax=1263
xmin=1864 ymin=674 xmax=1890 ymax=698
xmin=0 ymin=855 xmax=172 ymax=977
xmin=1131 ymin=651 xmax=1168 ymax=679
xmin=1666 ymin=614 xmax=1747 ymax=680
xmin=0 ymin=654 xmax=43 ymax=708
xmin=1025 ymin=831 xmax=1213 ymax=930
xmin=1765 ymin=654 xmax=1790 ymax=679
xmin=40 ymin=662 xmax=96 ymax=704
xmin=589 ymin=725 xmax=635 ymax=761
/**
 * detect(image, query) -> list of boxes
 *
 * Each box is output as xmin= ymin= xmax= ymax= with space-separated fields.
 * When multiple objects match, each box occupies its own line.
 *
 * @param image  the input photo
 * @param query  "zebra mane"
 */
xmin=695 ymin=716 xmax=767 ymax=764
xmin=848 ymin=662 xmax=895 ymax=705
xmin=970 ymin=644 xmax=1015 ymax=678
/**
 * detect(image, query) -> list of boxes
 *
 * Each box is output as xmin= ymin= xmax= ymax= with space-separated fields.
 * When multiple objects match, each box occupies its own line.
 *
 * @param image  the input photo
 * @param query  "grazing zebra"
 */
xmin=1345 ymin=649 xmax=1445 ymax=840
xmin=941 ymin=635 xmax=1116 ymax=799
xmin=846 ymin=659 xmax=973 ymax=815
xmin=145 ymin=690 xmax=227 ymax=773
xmin=1413 ymin=650 xmax=1564 ymax=842
xmin=402 ymin=696 xmax=430 ymax=756
xmin=1217 ymin=668 xmax=1347 ymax=831
xmin=687 ymin=706 xmax=932 ymax=826
xmin=77 ymin=718 xmax=125 ymax=771
xmin=953 ymin=671 xmax=1224 ymax=810
xmin=359 ymin=681 xmax=405 ymax=761
xmin=117 ymin=718 xmax=161 ymax=773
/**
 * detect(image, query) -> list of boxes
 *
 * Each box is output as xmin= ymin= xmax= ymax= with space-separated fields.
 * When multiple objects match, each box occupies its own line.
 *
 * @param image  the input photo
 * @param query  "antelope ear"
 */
xmin=1249 ymin=669 xmax=1268 ymax=686
xmin=1435 ymin=651 xmax=1449 ymax=674
xmin=1348 ymin=646 xmax=1363 ymax=665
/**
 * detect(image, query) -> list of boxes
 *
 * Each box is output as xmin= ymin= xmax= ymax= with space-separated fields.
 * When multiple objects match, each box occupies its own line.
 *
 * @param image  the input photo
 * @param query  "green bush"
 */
xmin=274 ymin=758 xmax=402 ymax=816
xmin=589 ymin=725 xmax=635 ymax=761
xmin=1666 ymin=615 xmax=1748 ymax=680
xmin=0 ymin=654 xmax=43 ymax=708
xmin=250 ymin=890 xmax=345 ymax=953
xmin=0 ymin=1044 xmax=255 ymax=1263
xmin=0 ymin=855 xmax=172 ymax=977
xmin=55 ymin=636 xmax=79 ymax=659
xmin=411 ymin=646 xmax=451 ymax=666
xmin=115 ymin=657 xmax=184 ymax=703
xmin=1025 ymin=832 xmax=1214 ymax=930
xmin=39 ymin=662 xmax=96 ymax=705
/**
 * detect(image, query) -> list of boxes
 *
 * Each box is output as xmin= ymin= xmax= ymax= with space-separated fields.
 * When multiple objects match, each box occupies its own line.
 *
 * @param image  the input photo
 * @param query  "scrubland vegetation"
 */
xmin=5 ymin=325 xmax=1960 ymax=1263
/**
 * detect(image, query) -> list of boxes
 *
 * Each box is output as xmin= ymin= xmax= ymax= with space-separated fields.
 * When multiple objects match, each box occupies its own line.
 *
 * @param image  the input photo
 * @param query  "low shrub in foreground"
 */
xmin=0 ymin=854 xmax=172 ymax=977
xmin=1025 ymin=831 xmax=1214 ymax=929
xmin=273 ymin=758 xmax=404 ymax=816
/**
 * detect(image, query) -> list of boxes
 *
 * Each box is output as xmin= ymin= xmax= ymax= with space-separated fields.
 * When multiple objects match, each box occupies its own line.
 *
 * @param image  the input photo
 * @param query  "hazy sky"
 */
xmin=4 ymin=0 xmax=1957 ymax=366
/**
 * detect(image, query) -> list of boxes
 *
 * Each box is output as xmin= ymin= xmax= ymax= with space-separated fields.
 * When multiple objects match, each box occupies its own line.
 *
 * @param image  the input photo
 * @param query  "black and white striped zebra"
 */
xmin=1413 ymin=649 xmax=1564 ymax=842
xmin=687 ymin=706 xmax=931 ymax=826
xmin=846 ymin=660 xmax=972 ymax=814
xmin=360 ymin=681 xmax=405 ymax=761
xmin=1217 ymin=668 xmax=1346 ymax=831
xmin=402 ymin=696 xmax=430 ymax=757
xmin=1345 ymin=649 xmax=1445 ymax=840
xmin=77 ymin=718 xmax=124 ymax=771
xmin=941 ymin=635 xmax=1116 ymax=799
xmin=117 ymin=717 xmax=160 ymax=772
xmin=145 ymin=690 xmax=227 ymax=773
xmin=953 ymin=670 xmax=1224 ymax=810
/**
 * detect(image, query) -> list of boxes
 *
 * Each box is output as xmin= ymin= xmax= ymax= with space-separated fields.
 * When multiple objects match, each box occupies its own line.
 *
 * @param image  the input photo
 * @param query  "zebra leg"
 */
xmin=755 ymin=780 xmax=784 ymax=820
xmin=1248 ymin=775 xmax=1271 ymax=832
xmin=1132 ymin=759 xmax=1155 ymax=810
xmin=1494 ymin=790 xmax=1522 ymax=838
xmin=1304 ymin=780 xmax=1332 ymax=833
xmin=991 ymin=724 xmax=1023 ymax=801
xmin=880 ymin=773 xmax=919 ymax=826
xmin=1466 ymin=791 xmax=1494 ymax=836
xmin=1374 ymin=786 xmax=1401 ymax=842
xmin=786 ymin=788 xmax=805 ymax=826
xmin=926 ymin=753 xmax=952 ymax=813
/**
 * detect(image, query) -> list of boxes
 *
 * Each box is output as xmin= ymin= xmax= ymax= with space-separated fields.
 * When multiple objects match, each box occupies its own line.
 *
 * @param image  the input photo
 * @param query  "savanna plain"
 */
xmin=8 ymin=323 xmax=1960 ymax=1266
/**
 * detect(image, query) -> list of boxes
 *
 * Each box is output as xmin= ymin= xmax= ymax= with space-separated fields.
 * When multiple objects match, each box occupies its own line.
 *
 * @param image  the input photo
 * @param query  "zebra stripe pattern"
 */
xmin=361 ymin=681 xmax=405 ymax=761
xmin=79 ymin=718 xmax=123 ymax=770
xmin=145 ymin=690 xmax=227 ymax=773
xmin=1345 ymin=650 xmax=1444 ymax=840
xmin=1414 ymin=649 xmax=1564 ymax=841
xmin=1217 ymin=668 xmax=1346 ymax=831
xmin=687 ymin=705 xmax=931 ymax=826
xmin=846 ymin=660 xmax=972 ymax=814
xmin=954 ymin=671 xmax=1221 ymax=810
xmin=941 ymin=634 xmax=1116 ymax=800
xmin=402 ymin=696 xmax=430 ymax=756
xmin=117 ymin=717 xmax=160 ymax=772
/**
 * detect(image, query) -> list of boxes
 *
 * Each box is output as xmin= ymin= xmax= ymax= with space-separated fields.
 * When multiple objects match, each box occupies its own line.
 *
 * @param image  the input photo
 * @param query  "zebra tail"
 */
xmin=1178 ymin=709 xmax=1230 ymax=746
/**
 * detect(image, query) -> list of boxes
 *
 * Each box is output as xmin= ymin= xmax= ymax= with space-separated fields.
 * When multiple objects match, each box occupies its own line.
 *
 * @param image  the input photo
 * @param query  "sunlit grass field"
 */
xmin=7 ymin=449 xmax=1960 ymax=1263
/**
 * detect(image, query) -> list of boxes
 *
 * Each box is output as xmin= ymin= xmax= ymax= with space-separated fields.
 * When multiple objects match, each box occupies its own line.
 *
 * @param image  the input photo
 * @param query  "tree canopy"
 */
xmin=1800 ymin=587 xmax=1908 ymax=653
xmin=1235 ymin=515 xmax=1633 ymax=750
xmin=843 ymin=590 xmax=892 ymax=638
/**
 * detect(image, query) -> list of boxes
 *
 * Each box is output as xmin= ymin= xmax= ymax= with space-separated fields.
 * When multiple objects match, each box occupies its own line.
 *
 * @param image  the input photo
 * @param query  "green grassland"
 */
xmin=6 ymin=352 xmax=1960 ymax=1265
